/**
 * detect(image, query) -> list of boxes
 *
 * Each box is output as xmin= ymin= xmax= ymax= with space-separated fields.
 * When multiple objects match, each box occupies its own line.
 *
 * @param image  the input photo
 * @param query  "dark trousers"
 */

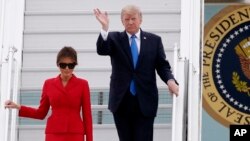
xmin=113 ymin=91 xmax=155 ymax=141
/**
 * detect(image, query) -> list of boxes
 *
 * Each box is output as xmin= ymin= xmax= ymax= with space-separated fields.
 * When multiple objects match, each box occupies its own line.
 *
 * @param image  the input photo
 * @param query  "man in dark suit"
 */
xmin=94 ymin=5 xmax=179 ymax=141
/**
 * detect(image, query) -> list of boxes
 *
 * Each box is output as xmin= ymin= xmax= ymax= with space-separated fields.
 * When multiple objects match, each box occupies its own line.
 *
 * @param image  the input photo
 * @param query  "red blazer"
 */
xmin=19 ymin=74 xmax=93 ymax=141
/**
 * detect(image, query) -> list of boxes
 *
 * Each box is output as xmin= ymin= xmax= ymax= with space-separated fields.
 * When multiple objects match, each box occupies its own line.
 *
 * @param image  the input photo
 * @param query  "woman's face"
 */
xmin=57 ymin=57 xmax=76 ymax=79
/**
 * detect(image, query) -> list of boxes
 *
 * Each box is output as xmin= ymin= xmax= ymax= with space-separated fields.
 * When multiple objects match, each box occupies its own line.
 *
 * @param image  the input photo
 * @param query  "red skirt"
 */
xmin=46 ymin=133 xmax=84 ymax=141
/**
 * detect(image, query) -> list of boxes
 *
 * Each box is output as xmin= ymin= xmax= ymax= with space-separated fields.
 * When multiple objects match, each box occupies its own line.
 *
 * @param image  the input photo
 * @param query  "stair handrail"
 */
xmin=171 ymin=43 xmax=187 ymax=141
xmin=3 ymin=46 xmax=18 ymax=141
xmin=10 ymin=47 xmax=19 ymax=141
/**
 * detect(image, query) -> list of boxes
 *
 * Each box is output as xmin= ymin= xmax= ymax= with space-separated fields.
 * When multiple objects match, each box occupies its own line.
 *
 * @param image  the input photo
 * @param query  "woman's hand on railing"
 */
xmin=4 ymin=100 xmax=20 ymax=110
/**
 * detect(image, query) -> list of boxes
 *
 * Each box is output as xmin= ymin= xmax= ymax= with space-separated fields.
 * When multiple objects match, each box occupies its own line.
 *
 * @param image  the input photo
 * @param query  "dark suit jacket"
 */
xmin=97 ymin=29 xmax=176 ymax=117
xmin=19 ymin=74 xmax=93 ymax=141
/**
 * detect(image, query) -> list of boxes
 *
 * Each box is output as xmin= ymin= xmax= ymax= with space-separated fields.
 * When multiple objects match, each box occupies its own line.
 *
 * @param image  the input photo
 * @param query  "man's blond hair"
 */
xmin=121 ymin=5 xmax=142 ymax=19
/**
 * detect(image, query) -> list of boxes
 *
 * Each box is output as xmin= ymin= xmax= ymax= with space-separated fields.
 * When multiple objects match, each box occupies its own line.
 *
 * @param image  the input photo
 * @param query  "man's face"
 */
xmin=121 ymin=12 xmax=142 ymax=35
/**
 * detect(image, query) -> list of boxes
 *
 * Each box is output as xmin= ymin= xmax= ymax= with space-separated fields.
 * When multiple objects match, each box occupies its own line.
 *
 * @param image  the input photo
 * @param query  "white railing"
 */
xmin=10 ymin=47 xmax=19 ymax=141
xmin=6 ymin=47 xmax=18 ymax=141
xmin=171 ymin=43 xmax=188 ymax=141
xmin=0 ymin=46 xmax=18 ymax=141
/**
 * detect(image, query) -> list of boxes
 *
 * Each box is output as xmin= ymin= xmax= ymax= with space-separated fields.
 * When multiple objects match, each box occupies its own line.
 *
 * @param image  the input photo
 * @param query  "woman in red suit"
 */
xmin=5 ymin=46 xmax=93 ymax=141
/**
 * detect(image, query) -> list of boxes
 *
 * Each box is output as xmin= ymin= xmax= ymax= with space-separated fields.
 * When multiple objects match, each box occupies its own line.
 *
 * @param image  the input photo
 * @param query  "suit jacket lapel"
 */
xmin=54 ymin=74 xmax=78 ymax=94
xmin=64 ymin=74 xmax=78 ymax=90
xmin=136 ymin=31 xmax=147 ymax=70
xmin=54 ymin=75 xmax=67 ymax=94
xmin=120 ymin=31 xmax=134 ymax=69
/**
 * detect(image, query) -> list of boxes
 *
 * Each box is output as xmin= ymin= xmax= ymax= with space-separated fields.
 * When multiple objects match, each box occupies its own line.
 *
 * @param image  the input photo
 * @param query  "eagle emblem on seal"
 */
xmin=234 ymin=38 xmax=250 ymax=96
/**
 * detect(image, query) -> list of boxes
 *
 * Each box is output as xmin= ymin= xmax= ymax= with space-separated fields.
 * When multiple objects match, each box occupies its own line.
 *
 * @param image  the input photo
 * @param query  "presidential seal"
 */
xmin=203 ymin=5 xmax=250 ymax=127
